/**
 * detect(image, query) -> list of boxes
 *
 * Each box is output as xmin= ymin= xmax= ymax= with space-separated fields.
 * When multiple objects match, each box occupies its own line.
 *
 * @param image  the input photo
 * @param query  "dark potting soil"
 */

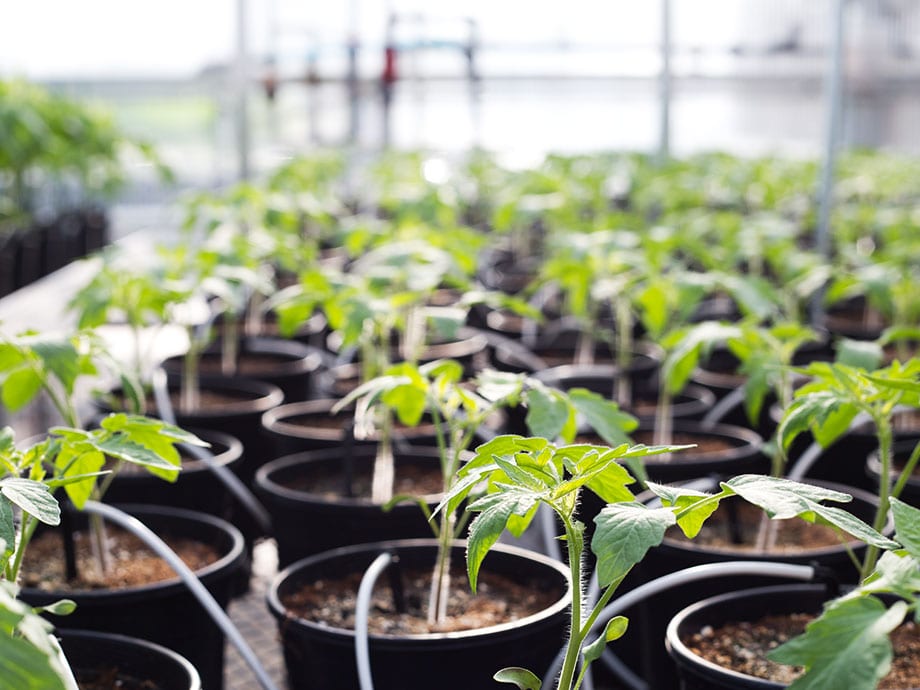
xmin=196 ymin=352 xmax=299 ymax=375
xmin=21 ymin=527 xmax=221 ymax=591
xmin=666 ymin=500 xmax=846 ymax=552
xmin=282 ymin=565 xmax=560 ymax=635
xmin=281 ymin=463 xmax=443 ymax=499
xmin=686 ymin=614 xmax=920 ymax=688
xmin=75 ymin=666 xmax=161 ymax=690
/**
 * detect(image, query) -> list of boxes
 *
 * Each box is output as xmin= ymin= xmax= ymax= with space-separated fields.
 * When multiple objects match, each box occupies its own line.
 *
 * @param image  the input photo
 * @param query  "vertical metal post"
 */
xmin=812 ymin=0 xmax=847 ymax=326
xmin=235 ymin=0 xmax=251 ymax=181
xmin=346 ymin=0 xmax=362 ymax=146
xmin=658 ymin=0 xmax=672 ymax=162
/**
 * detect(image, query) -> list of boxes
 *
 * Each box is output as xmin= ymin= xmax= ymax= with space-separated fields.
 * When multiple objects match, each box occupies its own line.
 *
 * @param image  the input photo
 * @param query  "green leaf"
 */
xmin=525 ymin=386 xmax=569 ymax=441
xmin=836 ymin=338 xmax=883 ymax=371
xmin=93 ymin=436 xmax=179 ymax=474
xmin=0 ymin=634 xmax=68 ymax=690
xmin=568 ymin=388 xmax=637 ymax=445
xmin=592 ymin=502 xmax=675 ymax=587
xmin=647 ymin=481 xmax=723 ymax=538
xmin=30 ymin=338 xmax=82 ymax=395
xmin=466 ymin=490 xmax=538 ymax=592
xmin=583 ymin=616 xmax=629 ymax=664
xmin=724 ymin=475 xmax=898 ymax=549
xmin=770 ymin=596 xmax=906 ymax=690
xmin=57 ymin=449 xmax=104 ymax=509
xmin=0 ymin=479 xmax=60 ymax=525
xmin=36 ymin=599 xmax=76 ymax=616
xmin=1 ymin=367 xmax=42 ymax=412
xmin=0 ymin=498 xmax=14 ymax=557
xmin=891 ymin=498 xmax=920 ymax=559
xmin=493 ymin=667 xmax=541 ymax=690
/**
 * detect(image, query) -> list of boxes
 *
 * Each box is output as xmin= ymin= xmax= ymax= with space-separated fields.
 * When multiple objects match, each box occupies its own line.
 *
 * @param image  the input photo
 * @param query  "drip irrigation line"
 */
xmin=151 ymin=368 xmax=273 ymax=534
xmin=83 ymin=501 xmax=279 ymax=690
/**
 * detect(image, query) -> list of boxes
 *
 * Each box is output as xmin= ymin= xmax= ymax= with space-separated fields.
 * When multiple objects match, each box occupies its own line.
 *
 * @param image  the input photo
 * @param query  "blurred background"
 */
xmin=2 ymin=0 xmax=920 ymax=236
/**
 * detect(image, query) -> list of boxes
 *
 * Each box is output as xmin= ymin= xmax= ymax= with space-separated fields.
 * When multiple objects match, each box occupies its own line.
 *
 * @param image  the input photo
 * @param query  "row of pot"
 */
xmin=69 ymin=314 xmax=915 ymax=689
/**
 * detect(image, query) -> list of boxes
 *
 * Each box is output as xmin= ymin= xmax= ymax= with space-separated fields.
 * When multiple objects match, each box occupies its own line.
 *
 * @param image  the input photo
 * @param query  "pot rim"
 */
xmin=21 ymin=504 xmax=246 ymax=601
xmin=58 ymin=628 xmax=202 ymax=690
xmin=261 ymin=398 xmax=439 ymax=441
xmin=254 ymin=445 xmax=446 ymax=506
xmin=266 ymin=538 xmax=572 ymax=642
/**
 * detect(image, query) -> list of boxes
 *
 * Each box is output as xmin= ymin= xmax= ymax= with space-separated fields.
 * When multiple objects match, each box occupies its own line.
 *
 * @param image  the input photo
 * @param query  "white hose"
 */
xmin=541 ymin=560 xmax=817 ymax=688
xmin=355 ymin=552 xmax=394 ymax=690
xmin=150 ymin=368 xmax=273 ymax=534
xmin=701 ymin=386 xmax=745 ymax=426
xmin=785 ymin=410 xmax=876 ymax=482
xmin=83 ymin=501 xmax=279 ymax=690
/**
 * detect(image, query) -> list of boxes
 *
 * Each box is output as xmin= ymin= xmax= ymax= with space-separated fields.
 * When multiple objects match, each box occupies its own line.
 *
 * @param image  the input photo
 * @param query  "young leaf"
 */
xmin=1 ymin=367 xmax=42 ymax=412
xmin=891 ymin=497 xmax=920 ymax=559
xmin=466 ymin=490 xmax=539 ymax=592
xmin=591 ymin=502 xmax=675 ymax=587
xmin=493 ymin=667 xmax=541 ymax=690
xmin=525 ymin=386 xmax=569 ymax=441
xmin=583 ymin=616 xmax=629 ymax=664
xmin=0 ymin=479 xmax=60 ymax=525
xmin=769 ymin=597 xmax=906 ymax=690
xmin=0 ymin=498 xmax=15 ymax=554
xmin=567 ymin=388 xmax=637 ymax=446
xmin=646 ymin=481 xmax=722 ymax=538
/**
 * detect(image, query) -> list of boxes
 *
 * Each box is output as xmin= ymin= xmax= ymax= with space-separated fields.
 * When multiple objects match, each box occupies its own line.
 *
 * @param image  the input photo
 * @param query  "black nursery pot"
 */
xmin=267 ymin=539 xmax=571 ymax=690
xmin=161 ymin=335 xmax=324 ymax=404
xmin=261 ymin=398 xmax=440 ymax=458
xmin=21 ymin=505 xmax=246 ymax=690
xmin=59 ymin=629 xmax=201 ymax=690
xmin=101 ymin=428 xmax=243 ymax=520
xmin=666 ymin=584 xmax=829 ymax=690
xmin=254 ymin=446 xmax=444 ymax=568
xmin=867 ymin=438 xmax=920 ymax=507
xmin=616 ymin=480 xmax=885 ymax=690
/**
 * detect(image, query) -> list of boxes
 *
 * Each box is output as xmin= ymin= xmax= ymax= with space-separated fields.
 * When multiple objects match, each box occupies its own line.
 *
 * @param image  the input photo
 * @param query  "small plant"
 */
xmin=336 ymin=360 xmax=636 ymax=626
xmin=777 ymin=358 xmax=920 ymax=579
xmin=767 ymin=497 xmax=920 ymax=690
xmin=442 ymin=435 xmax=896 ymax=689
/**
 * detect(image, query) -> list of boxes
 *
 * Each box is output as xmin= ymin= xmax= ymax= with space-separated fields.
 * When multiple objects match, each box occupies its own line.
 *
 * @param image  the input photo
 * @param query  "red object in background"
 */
xmin=382 ymin=45 xmax=398 ymax=84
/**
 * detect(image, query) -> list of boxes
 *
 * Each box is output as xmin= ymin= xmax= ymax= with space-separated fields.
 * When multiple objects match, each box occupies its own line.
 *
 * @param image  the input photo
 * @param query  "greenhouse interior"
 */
xmin=3 ymin=1 xmax=920 ymax=689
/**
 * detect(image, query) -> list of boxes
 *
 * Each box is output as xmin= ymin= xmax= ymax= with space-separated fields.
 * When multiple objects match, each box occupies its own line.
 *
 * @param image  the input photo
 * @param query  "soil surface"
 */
xmin=75 ymin=666 xmax=161 ymax=690
xmin=282 ymin=564 xmax=560 ymax=635
xmin=666 ymin=500 xmax=848 ymax=552
xmin=686 ymin=613 xmax=920 ymax=688
xmin=21 ymin=527 xmax=221 ymax=591
xmin=281 ymin=462 xmax=443 ymax=499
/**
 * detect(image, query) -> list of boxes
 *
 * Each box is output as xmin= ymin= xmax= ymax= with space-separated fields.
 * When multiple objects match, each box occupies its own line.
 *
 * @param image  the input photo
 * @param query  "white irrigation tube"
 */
xmin=82 ymin=501 xmax=279 ymax=690
xmin=355 ymin=552 xmax=395 ymax=690
xmin=151 ymin=368 xmax=273 ymax=535
xmin=701 ymin=386 xmax=746 ymax=426
xmin=541 ymin=561 xmax=818 ymax=689
xmin=786 ymin=411 xmax=873 ymax=482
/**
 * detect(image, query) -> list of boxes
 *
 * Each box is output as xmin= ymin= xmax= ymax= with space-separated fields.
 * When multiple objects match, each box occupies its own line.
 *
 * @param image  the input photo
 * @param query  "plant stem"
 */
xmin=556 ymin=511 xmax=584 ymax=690
xmin=863 ymin=416 xmax=893 ymax=580
xmin=891 ymin=439 xmax=920 ymax=503
xmin=221 ymin=316 xmax=240 ymax=377
xmin=427 ymin=405 xmax=454 ymax=626
xmin=653 ymin=378 xmax=673 ymax=448
xmin=614 ymin=297 xmax=633 ymax=407
xmin=181 ymin=327 xmax=200 ymax=414
xmin=370 ymin=410 xmax=394 ymax=504
xmin=7 ymin=514 xmax=38 ymax=583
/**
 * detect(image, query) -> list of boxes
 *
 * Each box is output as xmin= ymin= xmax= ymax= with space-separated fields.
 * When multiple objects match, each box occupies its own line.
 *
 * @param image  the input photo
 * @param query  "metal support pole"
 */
xmin=235 ymin=0 xmax=251 ymax=181
xmin=811 ymin=0 xmax=847 ymax=327
xmin=658 ymin=0 xmax=672 ymax=162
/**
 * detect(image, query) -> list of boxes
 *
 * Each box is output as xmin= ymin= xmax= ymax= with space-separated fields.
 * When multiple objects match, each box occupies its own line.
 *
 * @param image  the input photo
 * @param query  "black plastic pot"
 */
xmin=620 ymin=480 xmax=885 ymax=689
xmin=59 ymin=629 xmax=201 ymax=690
xmin=782 ymin=408 xmax=920 ymax=494
xmin=319 ymin=327 xmax=490 ymax=397
xmin=161 ymin=335 xmax=324 ymax=404
xmin=666 ymin=584 xmax=829 ymax=689
xmin=101 ymin=428 xmax=243 ymax=521
xmin=261 ymin=398 xmax=441 ymax=458
xmin=255 ymin=446 xmax=444 ymax=568
xmin=21 ymin=504 xmax=246 ymax=690
xmin=867 ymin=437 xmax=920 ymax=507
xmin=267 ymin=539 xmax=571 ymax=690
